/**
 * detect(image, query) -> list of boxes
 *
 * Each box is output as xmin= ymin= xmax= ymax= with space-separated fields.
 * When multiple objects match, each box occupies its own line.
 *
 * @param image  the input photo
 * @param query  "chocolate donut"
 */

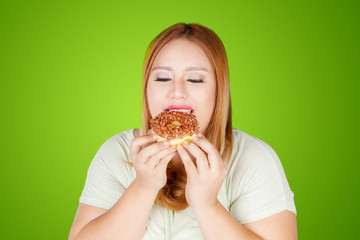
xmin=150 ymin=110 xmax=200 ymax=146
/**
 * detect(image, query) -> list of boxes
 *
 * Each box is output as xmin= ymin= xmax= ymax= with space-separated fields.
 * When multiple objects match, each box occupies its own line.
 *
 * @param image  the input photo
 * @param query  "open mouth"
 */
xmin=166 ymin=109 xmax=193 ymax=114
xmin=165 ymin=105 xmax=194 ymax=114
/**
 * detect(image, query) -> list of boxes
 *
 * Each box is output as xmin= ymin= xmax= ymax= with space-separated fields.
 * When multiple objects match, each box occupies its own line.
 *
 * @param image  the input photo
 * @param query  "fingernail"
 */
xmin=198 ymin=133 xmax=203 ymax=137
xmin=163 ymin=141 xmax=169 ymax=146
xmin=153 ymin=135 xmax=158 ymax=140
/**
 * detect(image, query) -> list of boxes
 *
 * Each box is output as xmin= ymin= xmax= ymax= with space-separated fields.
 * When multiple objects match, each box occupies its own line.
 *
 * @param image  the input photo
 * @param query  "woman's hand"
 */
xmin=130 ymin=133 xmax=177 ymax=194
xmin=177 ymin=134 xmax=228 ymax=211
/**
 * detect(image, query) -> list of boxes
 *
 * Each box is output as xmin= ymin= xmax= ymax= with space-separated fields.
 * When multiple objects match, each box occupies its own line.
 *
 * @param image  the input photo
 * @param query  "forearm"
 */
xmin=193 ymin=201 xmax=263 ymax=240
xmin=75 ymin=179 xmax=157 ymax=240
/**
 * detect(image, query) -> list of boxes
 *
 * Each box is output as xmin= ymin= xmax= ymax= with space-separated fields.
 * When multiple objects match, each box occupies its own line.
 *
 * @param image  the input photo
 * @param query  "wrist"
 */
xmin=132 ymin=179 xmax=159 ymax=199
xmin=191 ymin=200 xmax=222 ymax=216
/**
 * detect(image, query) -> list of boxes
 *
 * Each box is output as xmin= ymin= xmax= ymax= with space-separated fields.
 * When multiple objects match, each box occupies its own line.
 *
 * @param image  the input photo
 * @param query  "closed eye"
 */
xmin=155 ymin=78 xmax=171 ymax=82
xmin=188 ymin=79 xmax=204 ymax=83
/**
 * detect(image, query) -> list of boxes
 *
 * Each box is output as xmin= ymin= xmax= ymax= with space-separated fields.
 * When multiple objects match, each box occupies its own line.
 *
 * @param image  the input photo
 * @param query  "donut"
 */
xmin=149 ymin=110 xmax=200 ymax=146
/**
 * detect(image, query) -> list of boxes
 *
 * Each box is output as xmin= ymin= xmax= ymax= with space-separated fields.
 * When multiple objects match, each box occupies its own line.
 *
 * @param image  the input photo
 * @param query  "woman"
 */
xmin=69 ymin=23 xmax=297 ymax=240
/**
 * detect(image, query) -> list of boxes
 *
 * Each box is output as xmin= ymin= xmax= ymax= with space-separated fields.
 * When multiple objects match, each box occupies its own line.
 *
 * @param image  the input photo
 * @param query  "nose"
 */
xmin=169 ymin=78 xmax=187 ymax=99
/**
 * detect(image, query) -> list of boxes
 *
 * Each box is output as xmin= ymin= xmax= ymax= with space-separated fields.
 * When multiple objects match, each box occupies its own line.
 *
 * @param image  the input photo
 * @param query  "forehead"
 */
xmin=151 ymin=39 xmax=212 ymax=71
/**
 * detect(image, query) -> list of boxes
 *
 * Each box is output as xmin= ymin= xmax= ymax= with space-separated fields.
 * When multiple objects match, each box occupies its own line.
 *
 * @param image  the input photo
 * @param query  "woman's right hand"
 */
xmin=130 ymin=133 xmax=177 ymax=194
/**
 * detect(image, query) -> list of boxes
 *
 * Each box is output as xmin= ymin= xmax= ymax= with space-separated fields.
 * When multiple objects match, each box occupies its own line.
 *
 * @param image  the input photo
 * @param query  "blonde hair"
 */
xmin=141 ymin=23 xmax=233 ymax=211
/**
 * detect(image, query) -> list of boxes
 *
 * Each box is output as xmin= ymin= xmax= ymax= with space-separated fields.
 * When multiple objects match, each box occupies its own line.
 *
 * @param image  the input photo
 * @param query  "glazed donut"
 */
xmin=149 ymin=110 xmax=200 ymax=146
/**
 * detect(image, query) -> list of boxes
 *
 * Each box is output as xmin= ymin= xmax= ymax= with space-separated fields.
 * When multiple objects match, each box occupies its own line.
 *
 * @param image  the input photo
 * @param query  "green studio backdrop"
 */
xmin=1 ymin=0 xmax=359 ymax=239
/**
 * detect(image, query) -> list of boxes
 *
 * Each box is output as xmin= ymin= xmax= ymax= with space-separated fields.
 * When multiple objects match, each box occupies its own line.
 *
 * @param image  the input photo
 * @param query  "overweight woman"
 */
xmin=69 ymin=23 xmax=298 ymax=240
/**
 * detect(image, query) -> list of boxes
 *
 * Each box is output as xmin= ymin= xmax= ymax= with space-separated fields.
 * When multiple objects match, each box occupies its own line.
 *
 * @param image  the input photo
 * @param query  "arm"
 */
xmin=192 ymin=201 xmax=262 ymax=240
xmin=243 ymin=210 xmax=297 ymax=240
xmin=177 ymin=140 xmax=262 ymax=240
xmin=193 ymin=202 xmax=297 ymax=240
xmin=69 ymin=133 xmax=176 ymax=240
xmin=69 ymin=179 xmax=158 ymax=240
xmin=177 ymin=135 xmax=297 ymax=240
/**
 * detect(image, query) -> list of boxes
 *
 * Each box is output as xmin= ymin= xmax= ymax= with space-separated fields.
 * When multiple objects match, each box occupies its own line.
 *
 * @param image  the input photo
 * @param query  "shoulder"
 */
xmin=228 ymin=128 xmax=290 ymax=189
xmin=97 ymin=129 xmax=135 ymax=155
xmin=226 ymin=129 xmax=296 ymax=223
xmin=86 ymin=129 xmax=136 ymax=186
xmin=230 ymin=128 xmax=279 ymax=168
xmin=91 ymin=129 xmax=135 ymax=168
xmin=101 ymin=129 xmax=135 ymax=148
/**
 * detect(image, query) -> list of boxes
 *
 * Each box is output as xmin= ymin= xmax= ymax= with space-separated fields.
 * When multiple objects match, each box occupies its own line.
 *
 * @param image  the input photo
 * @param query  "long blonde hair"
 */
xmin=141 ymin=23 xmax=233 ymax=211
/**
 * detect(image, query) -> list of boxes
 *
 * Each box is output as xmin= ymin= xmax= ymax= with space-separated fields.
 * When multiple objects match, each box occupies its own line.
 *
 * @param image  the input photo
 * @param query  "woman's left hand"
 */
xmin=177 ymin=134 xmax=228 ymax=211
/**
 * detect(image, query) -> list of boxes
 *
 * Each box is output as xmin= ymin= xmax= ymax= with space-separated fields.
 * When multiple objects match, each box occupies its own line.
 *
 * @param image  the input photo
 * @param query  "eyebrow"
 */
xmin=151 ymin=66 xmax=209 ymax=72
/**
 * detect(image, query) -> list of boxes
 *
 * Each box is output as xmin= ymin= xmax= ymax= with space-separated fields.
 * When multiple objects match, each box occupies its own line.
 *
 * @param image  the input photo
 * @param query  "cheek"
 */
xmin=194 ymin=87 xmax=216 ymax=108
xmin=147 ymin=84 xmax=157 ymax=102
xmin=146 ymin=85 xmax=166 ymax=113
xmin=194 ymin=89 xmax=216 ymax=129
xmin=197 ymin=108 xmax=214 ymax=133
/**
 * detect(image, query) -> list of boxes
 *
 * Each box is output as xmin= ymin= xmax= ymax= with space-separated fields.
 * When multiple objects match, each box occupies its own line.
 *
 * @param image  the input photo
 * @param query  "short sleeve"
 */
xmin=79 ymin=137 xmax=127 ymax=209
xmin=229 ymin=135 xmax=296 ymax=224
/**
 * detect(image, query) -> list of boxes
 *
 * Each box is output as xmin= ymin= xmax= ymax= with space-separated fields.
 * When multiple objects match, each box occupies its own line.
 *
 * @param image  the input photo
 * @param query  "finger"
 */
xmin=130 ymin=133 xmax=157 ymax=157
xmin=177 ymin=144 xmax=198 ymax=176
xmin=155 ymin=151 xmax=176 ymax=172
xmin=193 ymin=135 xmax=221 ymax=170
xmin=183 ymin=141 xmax=209 ymax=174
xmin=137 ymin=141 xmax=170 ymax=164
xmin=146 ymin=146 xmax=177 ymax=168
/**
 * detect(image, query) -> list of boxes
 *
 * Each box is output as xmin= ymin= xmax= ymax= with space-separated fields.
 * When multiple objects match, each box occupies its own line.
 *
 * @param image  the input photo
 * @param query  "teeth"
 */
xmin=169 ymin=109 xmax=192 ymax=114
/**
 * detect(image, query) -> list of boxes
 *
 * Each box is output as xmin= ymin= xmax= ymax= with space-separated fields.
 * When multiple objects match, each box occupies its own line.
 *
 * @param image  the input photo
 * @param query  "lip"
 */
xmin=165 ymin=105 xmax=193 ymax=111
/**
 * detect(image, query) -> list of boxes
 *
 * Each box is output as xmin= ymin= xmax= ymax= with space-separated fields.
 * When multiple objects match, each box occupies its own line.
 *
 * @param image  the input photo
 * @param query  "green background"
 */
xmin=1 ymin=0 xmax=359 ymax=239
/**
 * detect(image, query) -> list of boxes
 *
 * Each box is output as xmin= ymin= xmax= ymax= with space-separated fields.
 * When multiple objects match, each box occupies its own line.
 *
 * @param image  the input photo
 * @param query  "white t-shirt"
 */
xmin=79 ymin=128 xmax=296 ymax=239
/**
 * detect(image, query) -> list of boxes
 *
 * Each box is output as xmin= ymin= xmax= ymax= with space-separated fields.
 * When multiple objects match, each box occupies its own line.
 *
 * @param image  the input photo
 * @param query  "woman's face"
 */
xmin=147 ymin=39 xmax=216 ymax=134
